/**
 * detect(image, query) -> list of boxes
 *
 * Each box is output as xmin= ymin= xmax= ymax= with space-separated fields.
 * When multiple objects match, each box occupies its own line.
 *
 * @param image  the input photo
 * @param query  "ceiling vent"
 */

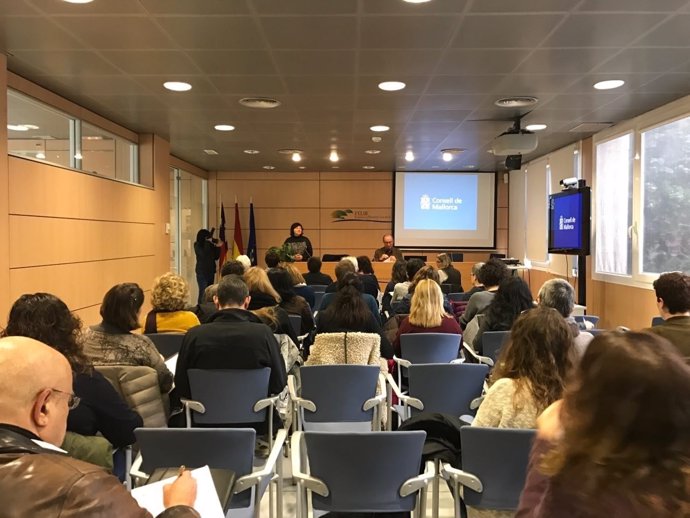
xmin=494 ymin=96 xmax=539 ymax=108
xmin=239 ymin=97 xmax=281 ymax=109
xmin=569 ymin=122 xmax=614 ymax=133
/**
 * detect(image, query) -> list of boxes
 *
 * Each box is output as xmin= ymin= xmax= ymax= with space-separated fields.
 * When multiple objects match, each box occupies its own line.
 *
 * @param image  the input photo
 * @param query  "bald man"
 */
xmin=373 ymin=234 xmax=404 ymax=262
xmin=0 ymin=336 xmax=199 ymax=518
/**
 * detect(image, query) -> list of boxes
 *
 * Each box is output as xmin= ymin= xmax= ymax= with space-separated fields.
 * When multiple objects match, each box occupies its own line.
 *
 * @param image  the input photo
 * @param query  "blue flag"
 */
xmin=247 ymin=202 xmax=257 ymax=266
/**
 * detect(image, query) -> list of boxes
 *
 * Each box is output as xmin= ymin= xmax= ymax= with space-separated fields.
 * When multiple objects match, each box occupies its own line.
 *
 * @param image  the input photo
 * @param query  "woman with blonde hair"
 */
xmin=517 ymin=331 xmax=690 ymax=517
xmin=436 ymin=252 xmax=463 ymax=291
xmin=393 ymin=278 xmax=461 ymax=356
xmin=144 ymin=272 xmax=200 ymax=333
xmin=244 ymin=267 xmax=281 ymax=309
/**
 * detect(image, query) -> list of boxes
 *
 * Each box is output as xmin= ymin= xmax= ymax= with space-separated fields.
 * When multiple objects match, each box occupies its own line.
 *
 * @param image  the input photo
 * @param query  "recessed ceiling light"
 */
xmin=405 ymin=150 xmax=415 ymax=162
xmin=370 ymin=125 xmax=390 ymax=132
xmin=299 ymin=166 xmax=306 ymax=169
xmin=403 ymin=0 xmax=432 ymax=3
xmin=371 ymin=136 xmax=382 ymax=143
xmin=239 ymin=97 xmax=281 ymax=109
xmin=525 ymin=123 xmax=547 ymax=131
xmin=329 ymin=150 xmax=339 ymax=162
xmin=291 ymin=152 xmax=302 ymax=162
xmin=441 ymin=148 xmax=464 ymax=162
xmin=378 ymin=81 xmax=406 ymax=92
xmin=442 ymin=152 xmax=453 ymax=162
xmin=466 ymin=165 xmax=477 ymax=169
xmin=363 ymin=165 xmax=375 ymax=170
xmin=214 ymin=124 xmax=235 ymax=131
xmin=365 ymin=149 xmax=381 ymax=154
xmin=244 ymin=149 xmax=260 ymax=154
xmin=36 ymin=152 xmax=46 ymax=159
xmin=593 ymin=79 xmax=625 ymax=90
xmin=203 ymin=149 xmax=219 ymax=155
xmin=7 ymin=124 xmax=29 ymax=131
xmin=494 ymin=96 xmax=538 ymax=108
xmin=332 ymin=166 xmax=340 ymax=169
xmin=63 ymin=0 xmax=94 ymax=3
xmin=263 ymin=165 xmax=275 ymax=170
xmin=24 ymin=124 xmax=39 ymax=130
xmin=74 ymin=152 xmax=83 ymax=160
xmin=163 ymin=81 xmax=192 ymax=92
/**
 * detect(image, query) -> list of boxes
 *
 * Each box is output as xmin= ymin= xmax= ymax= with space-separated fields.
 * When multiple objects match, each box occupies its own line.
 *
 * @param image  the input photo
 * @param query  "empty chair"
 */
xmin=135 ymin=427 xmax=286 ymax=516
xmin=652 ymin=316 xmax=664 ymax=326
xmin=442 ymin=427 xmax=536 ymax=517
xmin=289 ymin=365 xmax=385 ymax=431
xmin=144 ymin=332 xmax=184 ymax=359
xmin=292 ymin=431 xmax=433 ymax=518
xmin=574 ymin=315 xmax=600 ymax=327
xmin=481 ymin=331 xmax=510 ymax=363
xmin=395 ymin=333 xmax=462 ymax=387
xmin=182 ymin=368 xmax=278 ymax=444
xmin=288 ymin=314 xmax=302 ymax=336
xmin=447 ymin=292 xmax=466 ymax=302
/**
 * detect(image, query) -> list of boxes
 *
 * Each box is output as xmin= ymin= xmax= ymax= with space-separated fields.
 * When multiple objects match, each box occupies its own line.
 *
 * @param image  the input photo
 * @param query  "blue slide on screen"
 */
xmin=550 ymin=193 xmax=582 ymax=250
xmin=403 ymin=173 xmax=478 ymax=231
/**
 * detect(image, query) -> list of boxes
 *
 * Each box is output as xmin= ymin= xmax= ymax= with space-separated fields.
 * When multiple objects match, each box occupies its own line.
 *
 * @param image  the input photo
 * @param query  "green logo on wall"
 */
xmin=331 ymin=209 xmax=391 ymax=223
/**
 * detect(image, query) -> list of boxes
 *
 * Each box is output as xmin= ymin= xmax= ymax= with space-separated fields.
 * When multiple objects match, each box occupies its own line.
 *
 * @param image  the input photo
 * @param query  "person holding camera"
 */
xmin=194 ymin=228 xmax=221 ymax=304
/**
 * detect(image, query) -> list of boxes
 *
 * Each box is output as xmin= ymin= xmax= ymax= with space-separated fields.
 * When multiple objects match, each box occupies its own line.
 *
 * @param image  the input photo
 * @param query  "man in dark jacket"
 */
xmin=0 ymin=336 xmax=198 ymax=518
xmin=174 ymin=275 xmax=287 ymax=409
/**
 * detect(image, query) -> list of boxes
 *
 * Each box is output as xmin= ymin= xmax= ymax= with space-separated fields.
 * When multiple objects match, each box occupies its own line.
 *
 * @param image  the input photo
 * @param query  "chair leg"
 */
xmin=432 ymin=459 xmax=440 ymax=518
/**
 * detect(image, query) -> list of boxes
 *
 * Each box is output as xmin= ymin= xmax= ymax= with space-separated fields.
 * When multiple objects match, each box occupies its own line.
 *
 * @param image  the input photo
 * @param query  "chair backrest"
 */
xmin=400 ymin=333 xmax=461 ymax=364
xmin=135 ymin=428 xmax=256 ymax=509
xmin=489 ymin=253 xmax=506 ymax=259
xmin=304 ymin=431 xmax=426 ymax=513
xmin=96 ymin=365 xmax=168 ymax=428
xmin=299 ymin=365 xmax=379 ymax=430
xmin=574 ymin=315 xmax=600 ymax=327
xmin=481 ymin=331 xmax=510 ymax=362
xmin=313 ymin=292 xmax=325 ymax=314
xmin=145 ymin=332 xmax=185 ymax=359
xmin=288 ymin=314 xmax=302 ymax=336
xmin=188 ymin=368 xmax=270 ymax=425
xmin=407 ymin=363 xmax=488 ymax=416
xmin=441 ymin=283 xmax=462 ymax=295
xmin=447 ymin=292 xmax=465 ymax=302
xmin=404 ymin=255 xmax=427 ymax=262
xmin=652 ymin=316 xmax=664 ymax=326
xmin=461 ymin=427 xmax=536 ymax=510
xmin=311 ymin=284 xmax=328 ymax=293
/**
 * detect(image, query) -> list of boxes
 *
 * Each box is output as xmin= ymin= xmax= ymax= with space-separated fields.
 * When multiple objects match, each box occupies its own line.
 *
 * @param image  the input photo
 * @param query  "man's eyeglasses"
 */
xmin=50 ymin=388 xmax=81 ymax=410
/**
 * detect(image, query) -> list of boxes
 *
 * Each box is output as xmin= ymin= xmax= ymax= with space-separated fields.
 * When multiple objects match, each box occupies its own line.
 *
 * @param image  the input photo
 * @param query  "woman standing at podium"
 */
xmin=284 ymin=222 xmax=313 ymax=261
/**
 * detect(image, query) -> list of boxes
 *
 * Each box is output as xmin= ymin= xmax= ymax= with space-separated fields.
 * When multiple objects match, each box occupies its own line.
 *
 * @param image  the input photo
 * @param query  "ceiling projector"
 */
xmin=491 ymin=131 xmax=538 ymax=156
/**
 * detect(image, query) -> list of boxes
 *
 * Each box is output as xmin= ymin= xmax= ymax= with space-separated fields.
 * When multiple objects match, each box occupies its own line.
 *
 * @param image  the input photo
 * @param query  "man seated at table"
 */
xmin=0 ymin=336 xmax=199 ymax=518
xmin=373 ymin=234 xmax=404 ymax=262
xmin=644 ymin=271 xmax=690 ymax=357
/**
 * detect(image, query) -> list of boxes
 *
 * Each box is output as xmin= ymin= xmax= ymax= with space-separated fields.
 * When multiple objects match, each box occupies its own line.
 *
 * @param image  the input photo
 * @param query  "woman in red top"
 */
xmin=393 ymin=278 xmax=462 ymax=356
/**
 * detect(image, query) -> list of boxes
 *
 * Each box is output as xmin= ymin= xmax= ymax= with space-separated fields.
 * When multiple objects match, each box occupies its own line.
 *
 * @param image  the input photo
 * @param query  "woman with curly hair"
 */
xmin=144 ymin=272 xmax=200 ymax=333
xmin=2 ymin=293 xmax=142 ymax=448
xmin=83 ymin=283 xmax=173 ymax=394
xmin=517 ymin=331 xmax=690 ymax=517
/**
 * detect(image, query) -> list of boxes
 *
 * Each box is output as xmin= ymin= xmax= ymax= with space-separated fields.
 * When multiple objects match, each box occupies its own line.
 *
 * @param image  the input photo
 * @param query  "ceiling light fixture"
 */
xmin=403 ymin=0 xmax=432 ymax=3
xmin=214 ymin=124 xmax=235 ymax=131
xmin=370 ymin=125 xmax=390 ymax=132
xmin=593 ymin=79 xmax=625 ymax=90
xmin=441 ymin=148 xmax=464 ymax=162
xmin=378 ymin=81 xmax=406 ymax=92
xmin=239 ymin=97 xmax=281 ymax=109
xmin=163 ymin=81 xmax=192 ymax=92
xmin=292 ymin=152 xmax=302 ymax=162
xmin=405 ymin=150 xmax=415 ymax=162
xmin=525 ymin=123 xmax=547 ymax=131
xmin=203 ymin=149 xmax=219 ymax=155
xmin=36 ymin=152 xmax=46 ymax=159
xmin=363 ymin=165 xmax=375 ymax=170
xmin=74 ymin=152 xmax=83 ymax=160
xmin=442 ymin=152 xmax=453 ymax=162
xmin=7 ymin=124 xmax=29 ymax=131
xmin=63 ymin=0 xmax=94 ymax=3
xmin=494 ymin=96 xmax=538 ymax=108
xmin=263 ymin=165 xmax=275 ymax=170
xmin=243 ymin=149 xmax=260 ymax=154
xmin=329 ymin=150 xmax=339 ymax=162
xmin=371 ymin=136 xmax=382 ymax=143
xmin=365 ymin=149 xmax=381 ymax=154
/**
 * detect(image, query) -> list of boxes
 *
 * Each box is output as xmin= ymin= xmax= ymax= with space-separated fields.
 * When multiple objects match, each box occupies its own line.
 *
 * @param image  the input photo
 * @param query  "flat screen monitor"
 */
xmin=548 ymin=187 xmax=591 ymax=255
xmin=394 ymin=171 xmax=496 ymax=249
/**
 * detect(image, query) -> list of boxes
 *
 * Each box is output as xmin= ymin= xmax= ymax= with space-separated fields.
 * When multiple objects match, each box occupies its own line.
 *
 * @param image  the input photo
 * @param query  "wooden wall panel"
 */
xmin=216 ymin=177 xmax=320 ymax=208
xmin=0 ymin=55 xmax=9 ymax=319
xmin=9 ymin=257 xmax=158 ymax=311
xmin=9 ymin=216 xmax=154 ymax=268
xmin=319 ymin=179 xmax=393 ymax=208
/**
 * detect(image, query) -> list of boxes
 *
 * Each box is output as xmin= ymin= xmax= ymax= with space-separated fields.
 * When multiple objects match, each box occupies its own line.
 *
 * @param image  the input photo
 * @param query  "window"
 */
xmin=7 ymin=90 xmax=141 ymax=185
xmin=594 ymin=133 xmax=633 ymax=277
xmin=640 ymin=116 xmax=690 ymax=274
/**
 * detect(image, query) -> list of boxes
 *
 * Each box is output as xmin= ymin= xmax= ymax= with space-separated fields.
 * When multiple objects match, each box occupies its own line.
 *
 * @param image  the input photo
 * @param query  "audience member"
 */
xmin=460 ymin=258 xmax=509 ymax=328
xmin=393 ymin=279 xmax=462 ymax=356
xmin=303 ymin=257 xmax=333 ymax=286
xmin=310 ymin=273 xmax=393 ymax=360
xmin=188 ymin=283 xmax=218 ymax=324
xmin=644 ymin=271 xmax=690 ymax=357
xmin=517 ymin=331 xmax=690 ymax=517
xmin=267 ymin=267 xmax=315 ymax=335
xmin=391 ymin=265 xmax=454 ymax=315
xmin=460 ymin=262 xmax=485 ymax=301
xmin=83 ymin=283 xmax=173 ymax=394
xmin=373 ymin=233 xmax=404 ymax=262
xmin=220 ymin=259 xmax=245 ymax=278
xmin=324 ymin=258 xmax=356 ymax=293
xmin=473 ymin=307 xmax=572 ymax=430
xmin=382 ymin=260 xmax=408 ymax=315
xmin=436 ymin=253 xmax=463 ymax=291
xmin=356 ymin=255 xmax=381 ymax=300
xmin=194 ymin=228 xmax=220 ymax=304
xmin=319 ymin=269 xmax=381 ymax=324
xmin=265 ymin=249 xmax=281 ymax=268
xmin=283 ymin=222 xmax=313 ymax=261
xmin=144 ymin=272 xmax=200 ymax=334
xmin=538 ymin=278 xmax=593 ymax=361
xmin=471 ymin=277 xmax=534 ymax=353
xmin=2 ymin=293 xmax=142 ymax=449
xmin=173 ymin=275 xmax=287 ymax=419
xmin=244 ymin=266 xmax=298 ymax=345
xmin=236 ymin=254 xmax=251 ymax=271
xmin=391 ymin=258 xmax=425 ymax=303
xmin=0 ymin=336 xmax=199 ymax=517
xmin=282 ymin=262 xmax=316 ymax=308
